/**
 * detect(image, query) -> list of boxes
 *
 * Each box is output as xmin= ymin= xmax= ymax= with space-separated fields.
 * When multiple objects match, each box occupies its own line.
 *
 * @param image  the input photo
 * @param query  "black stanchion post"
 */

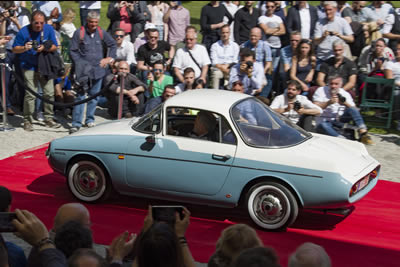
xmin=0 ymin=63 xmax=15 ymax=132
xmin=117 ymin=72 xmax=124 ymax=120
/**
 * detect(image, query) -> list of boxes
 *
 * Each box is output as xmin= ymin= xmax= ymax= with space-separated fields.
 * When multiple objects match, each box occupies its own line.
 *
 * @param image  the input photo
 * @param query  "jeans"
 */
xmin=261 ymin=48 xmax=280 ymax=98
xmin=316 ymin=107 xmax=367 ymax=137
xmin=72 ymin=78 xmax=102 ymax=128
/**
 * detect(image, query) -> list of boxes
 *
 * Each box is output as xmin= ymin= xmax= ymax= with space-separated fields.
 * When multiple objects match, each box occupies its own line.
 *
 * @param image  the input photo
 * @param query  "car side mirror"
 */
xmin=146 ymin=135 xmax=156 ymax=144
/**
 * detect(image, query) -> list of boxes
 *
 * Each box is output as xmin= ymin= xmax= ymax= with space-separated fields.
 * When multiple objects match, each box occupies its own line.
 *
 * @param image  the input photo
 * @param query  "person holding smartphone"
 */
xmin=0 ymin=186 xmax=27 ymax=267
xmin=107 ymin=205 xmax=196 ymax=267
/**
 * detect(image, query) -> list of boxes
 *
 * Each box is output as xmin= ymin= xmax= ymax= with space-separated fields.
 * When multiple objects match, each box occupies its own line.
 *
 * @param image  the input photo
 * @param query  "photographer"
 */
xmin=0 ymin=1 xmax=30 ymax=115
xmin=12 ymin=10 xmax=60 ymax=132
xmin=106 ymin=1 xmax=146 ymax=44
xmin=271 ymin=80 xmax=322 ymax=132
xmin=228 ymin=48 xmax=264 ymax=95
xmin=313 ymin=75 xmax=373 ymax=145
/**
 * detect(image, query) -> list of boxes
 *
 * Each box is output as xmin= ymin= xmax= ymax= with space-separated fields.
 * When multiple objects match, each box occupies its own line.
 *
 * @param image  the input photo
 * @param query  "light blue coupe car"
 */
xmin=46 ymin=90 xmax=380 ymax=230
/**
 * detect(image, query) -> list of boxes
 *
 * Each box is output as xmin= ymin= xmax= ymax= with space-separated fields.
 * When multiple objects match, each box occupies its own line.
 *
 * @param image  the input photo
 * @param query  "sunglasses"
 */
xmin=153 ymin=68 xmax=163 ymax=72
xmin=33 ymin=21 xmax=44 ymax=25
xmin=114 ymin=34 xmax=124 ymax=39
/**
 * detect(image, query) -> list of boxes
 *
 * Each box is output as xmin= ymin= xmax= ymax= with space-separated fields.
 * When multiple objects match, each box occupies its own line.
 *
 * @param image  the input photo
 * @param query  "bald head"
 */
xmin=289 ymin=242 xmax=331 ymax=267
xmin=54 ymin=203 xmax=91 ymax=232
xmin=250 ymin=27 xmax=262 ymax=45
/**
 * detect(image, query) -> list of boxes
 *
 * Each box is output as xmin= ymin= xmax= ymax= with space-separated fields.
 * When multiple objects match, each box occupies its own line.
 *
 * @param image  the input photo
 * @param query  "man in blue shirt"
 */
xmin=69 ymin=11 xmax=116 ymax=134
xmin=229 ymin=48 xmax=265 ymax=95
xmin=12 ymin=10 xmax=60 ymax=131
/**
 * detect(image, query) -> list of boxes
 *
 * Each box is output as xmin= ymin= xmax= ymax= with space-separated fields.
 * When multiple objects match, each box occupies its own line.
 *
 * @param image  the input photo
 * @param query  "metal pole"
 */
xmin=117 ymin=72 xmax=124 ymax=120
xmin=0 ymin=63 xmax=15 ymax=132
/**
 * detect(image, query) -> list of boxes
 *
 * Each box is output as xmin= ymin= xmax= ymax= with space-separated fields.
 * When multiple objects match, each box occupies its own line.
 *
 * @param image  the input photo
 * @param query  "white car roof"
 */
xmin=165 ymin=89 xmax=250 ymax=113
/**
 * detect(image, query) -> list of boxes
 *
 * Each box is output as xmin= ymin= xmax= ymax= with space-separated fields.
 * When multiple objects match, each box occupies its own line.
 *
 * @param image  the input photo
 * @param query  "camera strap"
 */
xmin=187 ymin=49 xmax=202 ymax=73
xmin=28 ymin=25 xmax=44 ymax=43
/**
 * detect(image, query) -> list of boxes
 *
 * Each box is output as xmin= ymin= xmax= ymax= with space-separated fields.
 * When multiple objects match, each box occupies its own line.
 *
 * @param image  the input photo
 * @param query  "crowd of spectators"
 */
xmin=1 ymin=1 xmax=400 ymax=141
xmin=0 ymin=185 xmax=333 ymax=267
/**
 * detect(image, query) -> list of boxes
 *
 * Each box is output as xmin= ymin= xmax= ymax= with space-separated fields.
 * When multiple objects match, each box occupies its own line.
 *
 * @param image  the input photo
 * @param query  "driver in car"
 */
xmin=187 ymin=111 xmax=217 ymax=141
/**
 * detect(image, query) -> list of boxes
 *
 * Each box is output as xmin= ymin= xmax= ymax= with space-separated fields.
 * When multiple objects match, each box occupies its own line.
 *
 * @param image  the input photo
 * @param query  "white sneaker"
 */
xmin=35 ymin=111 xmax=44 ymax=122
xmin=85 ymin=122 xmax=95 ymax=128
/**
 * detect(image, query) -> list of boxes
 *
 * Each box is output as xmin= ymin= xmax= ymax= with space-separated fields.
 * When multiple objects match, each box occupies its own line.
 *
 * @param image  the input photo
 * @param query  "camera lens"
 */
xmin=246 ymin=61 xmax=253 ymax=68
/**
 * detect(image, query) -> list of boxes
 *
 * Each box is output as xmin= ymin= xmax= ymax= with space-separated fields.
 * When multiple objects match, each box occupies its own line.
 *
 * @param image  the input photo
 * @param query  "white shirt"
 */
xmin=223 ymin=2 xmax=241 ymax=42
xmin=173 ymin=44 xmax=211 ymax=78
xmin=258 ymin=15 xmax=283 ymax=48
xmin=210 ymin=40 xmax=239 ymax=65
xmin=384 ymin=61 xmax=400 ymax=84
xmin=299 ymin=3 xmax=311 ymax=39
xmin=270 ymin=93 xmax=322 ymax=124
xmin=313 ymin=86 xmax=355 ymax=125
xmin=60 ymin=23 xmax=76 ymax=39
xmin=314 ymin=17 xmax=353 ymax=60
xmin=79 ymin=1 xmax=101 ymax=9
xmin=116 ymin=40 xmax=137 ymax=65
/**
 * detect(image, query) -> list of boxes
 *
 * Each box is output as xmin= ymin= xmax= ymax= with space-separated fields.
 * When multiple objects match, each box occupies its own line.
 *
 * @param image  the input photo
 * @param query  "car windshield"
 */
xmin=132 ymin=105 xmax=162 ymax=133
xmin=231 ymin=98 xmax=312 ymax=147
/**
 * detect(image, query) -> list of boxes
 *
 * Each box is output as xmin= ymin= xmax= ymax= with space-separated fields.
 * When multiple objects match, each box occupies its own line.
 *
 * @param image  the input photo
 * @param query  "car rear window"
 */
xmin=231 ymin=98 xmax=311 ymax=147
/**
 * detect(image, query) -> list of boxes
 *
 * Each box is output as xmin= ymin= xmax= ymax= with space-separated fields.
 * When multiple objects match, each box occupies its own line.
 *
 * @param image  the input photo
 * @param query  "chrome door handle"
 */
xmin=212 ymin=154 xmax=231 ymax=162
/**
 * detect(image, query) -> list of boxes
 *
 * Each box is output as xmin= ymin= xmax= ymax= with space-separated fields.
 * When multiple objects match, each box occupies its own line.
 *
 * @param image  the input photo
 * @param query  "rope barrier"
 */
xmin=11 ymin=69 xmax=116 ymax=108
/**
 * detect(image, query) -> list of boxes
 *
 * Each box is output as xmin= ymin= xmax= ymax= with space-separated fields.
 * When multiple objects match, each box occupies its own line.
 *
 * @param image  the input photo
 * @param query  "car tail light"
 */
xmin=349 ymin=166 xmax=380 ymax=197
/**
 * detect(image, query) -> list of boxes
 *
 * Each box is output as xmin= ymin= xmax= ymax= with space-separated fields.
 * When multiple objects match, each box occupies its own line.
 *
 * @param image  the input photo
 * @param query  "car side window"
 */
xmin=132 ymin=106 xmax=162 ymax=133
xmin=166 ymin=107 xmax=236 ymax=144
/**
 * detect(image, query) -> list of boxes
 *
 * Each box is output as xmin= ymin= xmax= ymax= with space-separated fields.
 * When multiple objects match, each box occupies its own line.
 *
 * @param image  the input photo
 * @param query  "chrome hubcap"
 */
xmin=75 ymin=168 xmax=101 ymax=197
xmin=255 ymin=193 xmax=284 ymax=223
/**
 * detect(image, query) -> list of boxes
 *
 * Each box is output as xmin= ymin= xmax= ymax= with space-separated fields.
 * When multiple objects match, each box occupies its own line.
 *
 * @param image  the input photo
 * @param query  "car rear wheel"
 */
xmin=67 ymin=159 xmax=112 ymax=203
xmin=246 ymin=181 xmax=298 ymax=230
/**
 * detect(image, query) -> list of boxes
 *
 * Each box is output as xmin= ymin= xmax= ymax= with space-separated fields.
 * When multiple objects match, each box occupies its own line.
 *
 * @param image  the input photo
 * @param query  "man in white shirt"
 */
xmin=271 ymin=80 xmax=322 ymax=131
xmin=210 ymin=24 xmax=239 ymax=89
xmin=313 ymin=75 xmax=373 ymax=144
xmin=113 ymin=28 xmax=137 ymax=68
xmin=314 ymin=1 xmax=354 ymax=61
xmin=173 ymin=29 xmax=210 ymax=84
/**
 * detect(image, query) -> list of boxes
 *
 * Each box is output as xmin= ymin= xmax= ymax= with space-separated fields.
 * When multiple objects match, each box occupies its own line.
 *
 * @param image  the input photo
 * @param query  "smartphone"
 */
xmin=152 ymin=205 xmax=184 ymax=225
xmin=0 ymin=212 xmax=17 ymax=232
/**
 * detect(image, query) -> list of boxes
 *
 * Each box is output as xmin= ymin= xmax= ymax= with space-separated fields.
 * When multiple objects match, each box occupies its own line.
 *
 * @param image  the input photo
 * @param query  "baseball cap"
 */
xmin=144 ymin=23 xmax=156 ymax=31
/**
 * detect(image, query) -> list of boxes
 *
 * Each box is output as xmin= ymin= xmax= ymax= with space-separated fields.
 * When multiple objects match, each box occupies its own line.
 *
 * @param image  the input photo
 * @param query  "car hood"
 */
xmin=71 ymin=118 xmax=141 ymax=136
xmin=300 ymin=134 xmax=378 ymax=182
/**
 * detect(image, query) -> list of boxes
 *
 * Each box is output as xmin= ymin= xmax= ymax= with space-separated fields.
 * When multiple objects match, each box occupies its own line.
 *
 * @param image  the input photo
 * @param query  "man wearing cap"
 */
xmin=137 ymin=24 xmax=175 ymax=80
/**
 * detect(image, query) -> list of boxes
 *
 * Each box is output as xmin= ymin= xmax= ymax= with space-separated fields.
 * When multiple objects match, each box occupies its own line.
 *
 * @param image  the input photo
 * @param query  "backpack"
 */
xmin=79 ymin=26 xmax=108 ymax=57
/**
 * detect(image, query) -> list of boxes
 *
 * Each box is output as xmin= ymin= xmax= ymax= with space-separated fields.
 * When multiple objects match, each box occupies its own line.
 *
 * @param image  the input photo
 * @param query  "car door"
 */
xmin=125 ymin=107 xmax=237 ymax=196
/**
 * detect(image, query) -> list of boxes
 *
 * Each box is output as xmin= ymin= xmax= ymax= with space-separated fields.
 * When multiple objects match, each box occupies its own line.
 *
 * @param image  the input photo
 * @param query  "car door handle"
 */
xmin=212 ymin=154 xmax=231 ymax=162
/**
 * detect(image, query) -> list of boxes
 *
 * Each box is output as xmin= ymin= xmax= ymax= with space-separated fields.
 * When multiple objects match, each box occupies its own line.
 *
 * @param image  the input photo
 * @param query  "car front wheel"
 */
xmin=246 ymin=182 xmax=298 ymax=230
xmin=67 ymin=159 xmax=112 ymax=203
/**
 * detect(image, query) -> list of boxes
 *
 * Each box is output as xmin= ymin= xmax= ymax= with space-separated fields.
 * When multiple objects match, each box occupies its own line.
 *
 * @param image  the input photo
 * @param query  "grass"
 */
xmin=26 ymin=1 xmax=208 ymax=37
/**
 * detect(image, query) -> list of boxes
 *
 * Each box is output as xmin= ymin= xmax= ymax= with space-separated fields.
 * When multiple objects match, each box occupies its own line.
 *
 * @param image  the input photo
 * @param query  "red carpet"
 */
xmin=1 ymin=144 xmax=400 ymax=267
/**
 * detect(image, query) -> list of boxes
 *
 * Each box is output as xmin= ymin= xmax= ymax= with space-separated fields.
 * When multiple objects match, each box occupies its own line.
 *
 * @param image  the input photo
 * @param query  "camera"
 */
xmin=152 ymin=205 xmax=184 ymax=226
xmin=329 ymin=31 xmax=334 ymax=36
xmin=293 ymin=100 xmax=301 ymax=111
xmin=337 ymin=93 xmax=346 ymax=103
xmin=194 ymin=78 xmax=205 ymax=87
xmin=0 ymin=212 xmax=17 ymax=232
xmin=31 ymin=40 xmax=39 ymax=51
xmin=8 ymin=9 xmax=15 ymax=17
xmin=246 ymin=61 xmax=253 ymax=68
